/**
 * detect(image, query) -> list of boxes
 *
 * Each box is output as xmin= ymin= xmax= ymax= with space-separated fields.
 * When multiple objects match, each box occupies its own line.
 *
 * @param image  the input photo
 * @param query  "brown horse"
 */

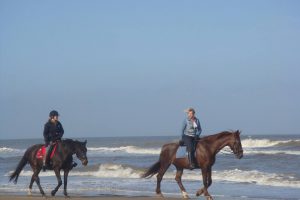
xmin=9 ymin=139 xmax=88 ymax=197
xmin=141 ymin=130 xmax=243 ymax=200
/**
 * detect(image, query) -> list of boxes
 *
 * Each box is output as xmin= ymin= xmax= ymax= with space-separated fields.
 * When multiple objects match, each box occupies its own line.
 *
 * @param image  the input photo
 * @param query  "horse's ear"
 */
xmin=84 ymin=140 xmax=87 ymax=145
xmin=236 ymin=130 xmax=241 ymax=135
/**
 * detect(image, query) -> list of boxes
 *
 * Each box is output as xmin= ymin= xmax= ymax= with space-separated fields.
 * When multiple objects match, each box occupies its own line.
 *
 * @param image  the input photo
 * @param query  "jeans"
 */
xmin=182 ymin=134 xmax=195 ymax=153
xmin=44 ymin=143 xmax=54 ymax=165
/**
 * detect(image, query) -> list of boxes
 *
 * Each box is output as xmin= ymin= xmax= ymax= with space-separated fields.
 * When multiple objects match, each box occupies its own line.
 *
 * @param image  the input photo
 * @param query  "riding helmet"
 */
xmin=49 ymin=110 xmax=59 ymax=117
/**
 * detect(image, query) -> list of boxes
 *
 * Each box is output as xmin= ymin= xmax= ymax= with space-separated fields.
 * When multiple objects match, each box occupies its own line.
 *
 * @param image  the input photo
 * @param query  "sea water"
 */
xmin=1 ymin=135 xmax=300 ymax=199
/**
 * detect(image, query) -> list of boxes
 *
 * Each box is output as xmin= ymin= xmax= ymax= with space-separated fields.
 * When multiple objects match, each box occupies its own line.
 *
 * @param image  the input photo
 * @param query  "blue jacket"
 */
xmin=182 ymin=117 xmax=202 ymax=137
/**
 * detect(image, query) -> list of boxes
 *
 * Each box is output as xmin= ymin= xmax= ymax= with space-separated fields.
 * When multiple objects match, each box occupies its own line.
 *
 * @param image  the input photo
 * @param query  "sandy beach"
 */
xmin=0 ymin=195 xmax=183 ymax=200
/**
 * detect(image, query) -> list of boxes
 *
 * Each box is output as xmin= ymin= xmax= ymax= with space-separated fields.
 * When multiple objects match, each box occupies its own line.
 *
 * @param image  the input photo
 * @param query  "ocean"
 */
xmin=0 ymin=135 xmax=300 ymax=200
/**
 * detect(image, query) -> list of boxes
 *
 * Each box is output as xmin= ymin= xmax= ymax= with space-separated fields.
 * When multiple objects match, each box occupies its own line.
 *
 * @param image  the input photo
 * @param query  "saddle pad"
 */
xmin=175 ymin=146 xmax=198 ymax=159
xmin=36 ymin=146 xmax=46 ymax=159
xmin=36 ymin=144 xmax=57 ymax=159
xmin=176 ymin=146 xmax=187 ymax=158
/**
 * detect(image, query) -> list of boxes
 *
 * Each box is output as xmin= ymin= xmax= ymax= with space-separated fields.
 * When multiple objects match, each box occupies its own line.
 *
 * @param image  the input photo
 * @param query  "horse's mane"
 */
xmin=200 ymin=131 xmax=233 ymax=142
xmin=63 ymin=138 xmax=74 ymax=142
xmin=62 ymin=138 xmax=81 ymax=145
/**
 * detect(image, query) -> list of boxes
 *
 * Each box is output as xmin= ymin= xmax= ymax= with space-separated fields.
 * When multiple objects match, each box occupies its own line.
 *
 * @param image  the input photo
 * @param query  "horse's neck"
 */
xmin=60 ymin=141 xmax=75 ymax=159
xmin=210 ymin=133 xmax=231 ymax=155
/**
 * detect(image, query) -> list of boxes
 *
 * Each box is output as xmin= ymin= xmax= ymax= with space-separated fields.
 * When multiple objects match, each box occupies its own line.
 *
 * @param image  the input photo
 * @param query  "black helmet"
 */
xmin=49 ymin=110 xmax=59 ymax=117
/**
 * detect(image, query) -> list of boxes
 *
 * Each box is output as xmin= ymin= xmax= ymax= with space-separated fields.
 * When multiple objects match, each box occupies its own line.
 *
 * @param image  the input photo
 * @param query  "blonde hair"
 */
xmin=184 ymin=107 xmax=195 ymax=114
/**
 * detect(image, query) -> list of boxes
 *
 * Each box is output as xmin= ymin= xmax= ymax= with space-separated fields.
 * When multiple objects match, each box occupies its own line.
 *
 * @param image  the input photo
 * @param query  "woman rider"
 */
xmin=42 ymin=110 xmax=64 ymax=171
xmin=181 ymin=107 xmax=202 ymax=169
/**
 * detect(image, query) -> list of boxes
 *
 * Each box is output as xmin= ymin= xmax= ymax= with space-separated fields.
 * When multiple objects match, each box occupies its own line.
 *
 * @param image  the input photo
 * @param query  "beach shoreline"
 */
xmin=1 ymin=135 xmax=300 ymax=200
xmin=0 ymin=194 xmax=183 ymax=200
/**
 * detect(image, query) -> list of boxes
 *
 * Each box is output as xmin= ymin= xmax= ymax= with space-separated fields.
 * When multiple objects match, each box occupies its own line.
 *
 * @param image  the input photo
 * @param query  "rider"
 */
xmin=181 ymin=107 xmax=202 ymax=169
xmin=42 ymin=110 xmax=64 ymax=171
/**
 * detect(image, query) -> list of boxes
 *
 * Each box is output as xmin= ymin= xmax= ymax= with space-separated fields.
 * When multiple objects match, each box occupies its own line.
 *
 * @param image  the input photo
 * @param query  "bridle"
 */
xmin=220 ymin=133 xmax=243 ymax=156
xmin=232 ymin=134 xmax=243 ymax=156
xmin=75 ymin=148 xmax=87 ymax=161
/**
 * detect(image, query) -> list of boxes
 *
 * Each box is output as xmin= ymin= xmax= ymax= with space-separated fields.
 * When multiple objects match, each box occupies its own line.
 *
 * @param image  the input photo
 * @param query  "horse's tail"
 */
xmin=9 ymin=149 xmax=29 ymax=184
xmin=140 ymin=160 xmax=161 ymax=178
xmin=141 ymin=143 xmax=177 ymax=179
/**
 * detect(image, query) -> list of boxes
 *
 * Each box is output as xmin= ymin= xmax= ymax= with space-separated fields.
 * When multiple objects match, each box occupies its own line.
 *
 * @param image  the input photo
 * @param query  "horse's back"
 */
xmin=162 ymin=142 xmax=180 ymax=151
xmin=160 ymin=142 xmax=180 ymax=161
xmin=26 ymin=144 xmax=43 ymax=154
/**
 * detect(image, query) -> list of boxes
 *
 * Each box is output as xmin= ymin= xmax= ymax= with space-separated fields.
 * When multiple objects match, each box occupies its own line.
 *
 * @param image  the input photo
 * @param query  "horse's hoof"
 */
xmin=206 ymin=196 xmax=213 ymax=200
xmin=196 ymin=189 xmax=204 ymax=196
xmin=182 ymin=191 xmax=189 ymax=199
xmin=156 ymin=192 xmax=164 ymax=198
xmin=64 ymin=193 xmax=71 ymax=198
xmin=51 ymin=190 xmax=56 ymax=196
xmin=27 ymin=189 xmax=32 ymax=196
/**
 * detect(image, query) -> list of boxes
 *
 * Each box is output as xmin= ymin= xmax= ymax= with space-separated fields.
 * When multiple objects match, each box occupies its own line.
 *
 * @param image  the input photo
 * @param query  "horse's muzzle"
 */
xmin=236 ymin=151 xmax=243 ymax=159
xmin=81 ymin=159 xmax=88 ymax=166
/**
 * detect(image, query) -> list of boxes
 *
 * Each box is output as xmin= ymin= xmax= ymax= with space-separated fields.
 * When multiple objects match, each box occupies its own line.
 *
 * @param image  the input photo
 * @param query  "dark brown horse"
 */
xmin=9 ymin=139 xmax=88 ymax=197
xmin=141 ymin=130 xmax=243 ymax=200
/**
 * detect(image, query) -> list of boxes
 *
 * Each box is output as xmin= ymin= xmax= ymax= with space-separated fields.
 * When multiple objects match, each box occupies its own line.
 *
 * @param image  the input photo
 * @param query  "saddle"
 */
xmin=36 ymin=143 xmax=58 ymax=159
xmin=179 ymin=138 xmax=201 ymax=147
xmin=177 ymin=140 xmax=199 ymax=168
xmin=179 ymin=139 xmax=185 ymax=146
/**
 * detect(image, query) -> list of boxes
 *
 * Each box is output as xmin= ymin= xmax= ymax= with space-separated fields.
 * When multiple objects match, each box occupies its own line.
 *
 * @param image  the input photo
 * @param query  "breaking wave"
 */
xmin=6 ymin=164 xmax=300 ymax=189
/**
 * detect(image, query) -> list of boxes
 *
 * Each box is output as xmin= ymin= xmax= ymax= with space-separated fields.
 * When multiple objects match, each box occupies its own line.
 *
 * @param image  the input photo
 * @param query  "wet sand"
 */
xmin=0 ymin=195 xmax=183 ymax=200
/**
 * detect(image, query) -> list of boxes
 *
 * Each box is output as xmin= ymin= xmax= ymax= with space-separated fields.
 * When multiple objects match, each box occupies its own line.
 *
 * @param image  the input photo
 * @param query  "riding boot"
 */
xmin=188 ymin=152 xmax=195 ymax=169
xmin=43 ymin=145 xmax=51 ymax=171
xmin=42 ymin=155 xmax=47 ymax=172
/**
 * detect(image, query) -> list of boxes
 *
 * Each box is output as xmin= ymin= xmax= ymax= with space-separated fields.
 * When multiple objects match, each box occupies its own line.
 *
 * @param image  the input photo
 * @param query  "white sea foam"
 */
xmin=88 ymin=146 xmax=161 ymax=155
xmin=240 ymin=138 xmax=300 ymax=155
xmin=6 ymin=164 xmax=300 ymax=189
xmin=0 ymin=147 xmax=23 ymax=153
xmin=2 ymin=138 xmax=299 ymax=159
xmin=212 ymin=169 xmax=300 ymax=188
xmin=241 ymin=138 xmax=300 ymax=148
xmin=168 ymin=169 xmax=300 ymax=189
xmin=6 ymin=164 xmax=140 ymax=179
xmin=220 ymin=146 xmax=300 ymax=156
xmin=0 ymin=147 xmax=25 ymax=158
xmin=85 ymin=163 xmax=141 ymax=178
xmin=87 ymin=138 xmax=300 ymax=156
xmin=244 ymin=149 xmax=300 ymax=155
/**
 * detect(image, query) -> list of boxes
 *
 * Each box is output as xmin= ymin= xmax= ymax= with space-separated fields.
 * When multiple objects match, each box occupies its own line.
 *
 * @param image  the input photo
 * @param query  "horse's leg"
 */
xmin=51 ymin=168 xmax=62 ymax=196
xmin=196 ymin=167 xmax=213 ymax=200
xmin=175 ymin=167 xmax=189 ymax=199
xmin=28 ymin=175 xmax=35 ymax=196
xmin=63 ymin=169 xmax=70 ymax=197
xmin=28 ymin=163 xmax=39 ymax=195
xmin=196 ymin=167 xmax=206 ymax=197
xmin=32 ymin=168 xmax=46 ymax=197
xmin=156 ymin=163 xmax=170 ymax=197
xmin=204 ymin=167 xmax=213 ymax=200
xmin=207 ymin=167 xmax=212 ymax=187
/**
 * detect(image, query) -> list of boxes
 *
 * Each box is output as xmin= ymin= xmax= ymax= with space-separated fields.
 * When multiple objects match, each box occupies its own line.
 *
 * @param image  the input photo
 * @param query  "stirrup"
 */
xmin=72 ymin=162 xmax=77 ymax=168
xmin=42 ymin=165 xmax=47 ymax=172
xmin=189 ymin=163 xmax=195 ymax=170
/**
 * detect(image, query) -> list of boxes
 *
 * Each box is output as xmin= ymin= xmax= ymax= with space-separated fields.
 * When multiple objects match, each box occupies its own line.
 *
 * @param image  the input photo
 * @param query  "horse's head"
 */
xmin=74 ymin=140 xmax=88 ymax=166
xmin=228 ymin=130 xmax=243 ymax=159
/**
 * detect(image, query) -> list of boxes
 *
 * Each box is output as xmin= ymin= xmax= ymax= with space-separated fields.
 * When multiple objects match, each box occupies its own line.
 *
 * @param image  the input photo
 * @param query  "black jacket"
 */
xmin=43 ymin=120 xmax=64 ymax=145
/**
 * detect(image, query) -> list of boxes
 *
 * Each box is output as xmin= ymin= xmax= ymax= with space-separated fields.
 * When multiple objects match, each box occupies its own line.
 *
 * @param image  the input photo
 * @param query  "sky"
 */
xmin=0 ymin=1 xmax=299 ymax=139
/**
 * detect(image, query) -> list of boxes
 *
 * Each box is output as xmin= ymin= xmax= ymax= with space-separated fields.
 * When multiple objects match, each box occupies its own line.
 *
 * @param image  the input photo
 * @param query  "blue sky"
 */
xmin=0 ymin=1 xmax=299 ymax=139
